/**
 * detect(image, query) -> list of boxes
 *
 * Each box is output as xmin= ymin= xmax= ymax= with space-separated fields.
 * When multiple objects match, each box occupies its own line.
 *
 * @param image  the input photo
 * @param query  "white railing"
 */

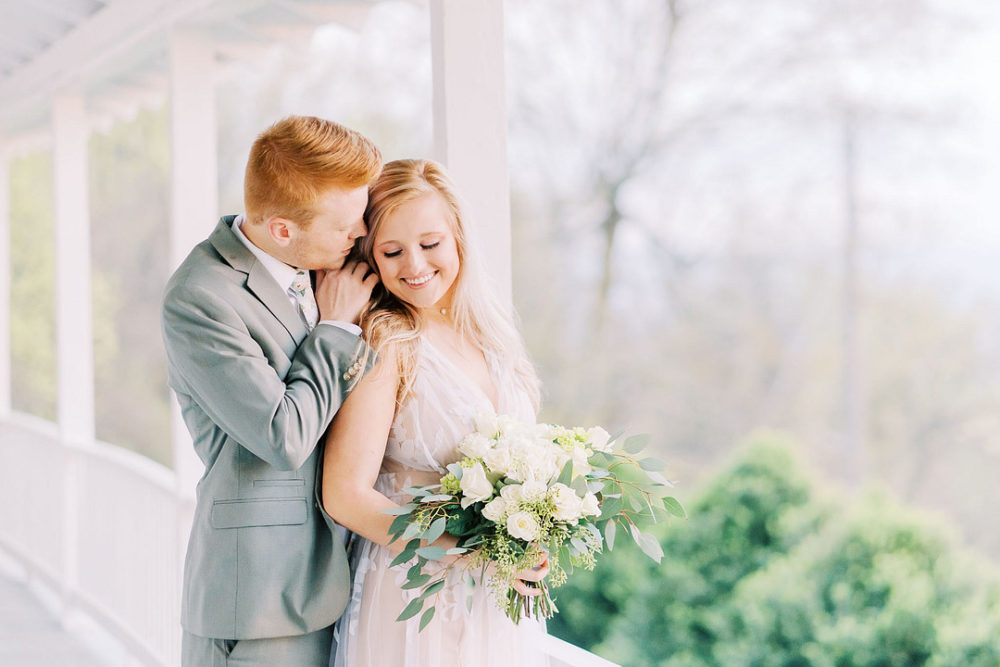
xmin=0 ymin=412 xmax=189 ymax=666
xmin=0 ymin=413 xmax=618 ymax=667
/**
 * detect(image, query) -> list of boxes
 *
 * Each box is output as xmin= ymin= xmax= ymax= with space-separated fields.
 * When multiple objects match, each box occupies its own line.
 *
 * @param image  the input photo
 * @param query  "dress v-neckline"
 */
xmin=422 ymin=336 xmax=501 ymax=413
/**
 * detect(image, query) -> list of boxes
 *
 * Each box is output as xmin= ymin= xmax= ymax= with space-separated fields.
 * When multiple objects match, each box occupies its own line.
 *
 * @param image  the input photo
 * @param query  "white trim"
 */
xmin=52 ymin=95 xmax=95 ymax=445
xmin=168 ymin=29 xmax=216 ymax=501
xmin=0 ymin=146 xmax=10 ymax=417
xmin=430 ymin=0 xmax=512 ymax=304
xmin=0 ymin=0 xmax=221 ymax=127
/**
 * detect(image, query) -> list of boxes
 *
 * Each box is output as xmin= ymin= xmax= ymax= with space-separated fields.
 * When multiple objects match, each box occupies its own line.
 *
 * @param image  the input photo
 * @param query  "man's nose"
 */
xmin=350 ymin=219 xmax=367 ymax=240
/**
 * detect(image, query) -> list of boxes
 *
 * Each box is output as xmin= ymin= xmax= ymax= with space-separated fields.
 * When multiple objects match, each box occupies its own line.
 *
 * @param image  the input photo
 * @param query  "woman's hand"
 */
xmin=511 ymin=552 xmax=550 ymax=597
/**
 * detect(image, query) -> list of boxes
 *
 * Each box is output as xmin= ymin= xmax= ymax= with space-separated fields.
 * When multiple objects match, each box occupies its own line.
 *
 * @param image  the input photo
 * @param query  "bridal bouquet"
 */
xmin=382 ymin=412 xmax=684 ymax=629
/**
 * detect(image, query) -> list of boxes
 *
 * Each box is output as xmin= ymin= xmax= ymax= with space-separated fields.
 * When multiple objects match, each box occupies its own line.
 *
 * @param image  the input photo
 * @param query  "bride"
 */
xmin=321 ymin=159 xmax=550 ymax=666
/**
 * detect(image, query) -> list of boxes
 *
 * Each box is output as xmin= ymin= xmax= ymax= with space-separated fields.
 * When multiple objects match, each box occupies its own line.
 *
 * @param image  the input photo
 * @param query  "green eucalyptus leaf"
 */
xmin=401 ymin=573 xmax=432 ymax=589
xmin=557 ymin=459 xmax=574 ymax=486
xmin=599 ymin=495 xmax=623 ymax=521
xmin=382 ymin=503 xmax=418 ymax=515
xmin=605 ymin=520 xmax=617 ymax=550
xmin=420 ymin=494 xmax=454 ymax=503
xmin=446 ymin=463 xmax=464 ymax=479
xmin=415 ymin=545 xmax=447 ymax=560
xmin=638 ymin=456 xmax=666 ymax=471
xmin=419 ymin=606 xmax=436 ymax=631
xmin=423 ymin=517 xmax=447 ymax=544
xmin=571 ymin=476 xmax=589 ymax=497
xmin=663 ymin=496 xmax=686 ymax=518
xmin=623 ymin=434 xmax=650 ymax=454
xmin=636 ymin=531 xmax=664 ymax=563
xmin=397 ymin=598 xmax=424 ymax=622
xmin=402 ymin=522 xmax=424 ymax=541
xmin=645 ymin=470 xmax=673 ymax=487
xmin=419 ymin=579 xmax=446 ymax=601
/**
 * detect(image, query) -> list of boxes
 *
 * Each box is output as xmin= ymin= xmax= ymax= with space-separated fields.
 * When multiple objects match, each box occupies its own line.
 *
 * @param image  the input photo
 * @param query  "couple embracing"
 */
xmin=162 ymin=116 xmax=550 ymax=667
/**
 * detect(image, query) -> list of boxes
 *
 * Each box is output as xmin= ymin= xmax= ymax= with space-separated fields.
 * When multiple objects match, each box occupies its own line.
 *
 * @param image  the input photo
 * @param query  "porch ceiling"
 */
xmin=0 ymin=0 xmax=382 ymax=137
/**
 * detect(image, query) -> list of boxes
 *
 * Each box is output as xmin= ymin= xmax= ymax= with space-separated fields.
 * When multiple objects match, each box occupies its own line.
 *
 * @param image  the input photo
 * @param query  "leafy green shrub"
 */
xmin=551 ymin=436 xmax=1000 ymax=666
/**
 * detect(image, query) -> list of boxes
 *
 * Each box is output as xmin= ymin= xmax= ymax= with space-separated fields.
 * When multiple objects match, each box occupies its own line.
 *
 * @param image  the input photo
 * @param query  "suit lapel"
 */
xmin=210 ymin=216 xmax=309 ymax=342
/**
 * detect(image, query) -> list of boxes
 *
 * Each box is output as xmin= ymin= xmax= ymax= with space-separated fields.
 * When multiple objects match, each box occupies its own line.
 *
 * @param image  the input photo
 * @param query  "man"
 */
xmin=162 ymin=115 xmax=381 ymax=666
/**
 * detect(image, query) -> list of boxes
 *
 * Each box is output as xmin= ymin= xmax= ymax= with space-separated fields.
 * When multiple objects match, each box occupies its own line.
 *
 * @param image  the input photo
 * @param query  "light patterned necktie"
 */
xmin=288 ymin=270 xmax=319 ymax=331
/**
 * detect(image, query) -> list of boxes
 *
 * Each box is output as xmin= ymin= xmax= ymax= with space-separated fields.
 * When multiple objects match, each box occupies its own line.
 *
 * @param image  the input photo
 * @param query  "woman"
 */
xmin=322 ymin=159 xmax=550 ymax=666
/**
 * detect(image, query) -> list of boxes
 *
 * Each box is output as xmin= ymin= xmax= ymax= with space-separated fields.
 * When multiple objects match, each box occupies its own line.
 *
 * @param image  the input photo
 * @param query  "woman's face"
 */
xmin=372 ymin=191 xmax=461 ymax=312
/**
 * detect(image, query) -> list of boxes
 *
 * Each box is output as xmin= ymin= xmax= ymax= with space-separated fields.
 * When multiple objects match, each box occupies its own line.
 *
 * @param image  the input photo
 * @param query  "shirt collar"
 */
xmin=232 ymin=215 xmax=301 ymax=293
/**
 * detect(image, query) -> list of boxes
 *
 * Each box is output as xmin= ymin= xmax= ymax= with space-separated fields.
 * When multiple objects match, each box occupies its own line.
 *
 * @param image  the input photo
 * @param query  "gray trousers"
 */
xmin=181 ymin=626 xmax=334 ymax=667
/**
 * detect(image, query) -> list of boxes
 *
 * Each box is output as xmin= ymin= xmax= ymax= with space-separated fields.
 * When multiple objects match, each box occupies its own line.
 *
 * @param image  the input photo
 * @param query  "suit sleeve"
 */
xmin=162 ymin=282 xmax=373 ymax=471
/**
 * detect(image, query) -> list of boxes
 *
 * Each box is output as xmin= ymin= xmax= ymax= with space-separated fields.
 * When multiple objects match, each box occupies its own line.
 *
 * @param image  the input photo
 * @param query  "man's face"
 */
xmin=287 ymin=185 xmax=369 ymax=270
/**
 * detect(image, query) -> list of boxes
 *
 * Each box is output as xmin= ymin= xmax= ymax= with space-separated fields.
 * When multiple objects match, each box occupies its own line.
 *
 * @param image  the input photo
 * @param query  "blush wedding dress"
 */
xmin=331 ymin=337 xmax=549 ymax=667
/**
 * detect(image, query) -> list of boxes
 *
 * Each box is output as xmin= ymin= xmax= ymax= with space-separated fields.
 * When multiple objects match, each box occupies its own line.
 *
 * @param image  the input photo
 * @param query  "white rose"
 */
xmin=459 ymin=433 xmax=493 ymax=460
xmin=581 ymin=492 xmax=600 ymax=517
xmin=474 ymin=411 xmax=500 ymax=437
xmin=459 ymin=462 xmax=494 ymax=508
xmin=484 ymin=445 xmax=514 ymax=476
xmin=520 ymin=480 xmax=548 ymax=503
xmin=482 ymin=497 xmax=508 ymax=522
xmin=506 ymin=511 xmax=541 ymax=542
xmin=499 ymin=483 xmax=523 ymax=503
xmin=588 ymin=427 xmax=612 ymax=452
xmin=549 ymin=483 xmax=583 ymax=522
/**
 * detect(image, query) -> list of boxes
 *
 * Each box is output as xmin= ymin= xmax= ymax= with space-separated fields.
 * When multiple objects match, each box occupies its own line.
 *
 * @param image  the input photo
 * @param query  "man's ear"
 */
xmin=265 ymin=216 xmax=295 ymax=247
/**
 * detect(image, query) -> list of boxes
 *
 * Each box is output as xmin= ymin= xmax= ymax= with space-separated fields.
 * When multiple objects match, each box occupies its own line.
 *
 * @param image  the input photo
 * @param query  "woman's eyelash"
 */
xmin=383 ymin=242 xmax=438 ymax=258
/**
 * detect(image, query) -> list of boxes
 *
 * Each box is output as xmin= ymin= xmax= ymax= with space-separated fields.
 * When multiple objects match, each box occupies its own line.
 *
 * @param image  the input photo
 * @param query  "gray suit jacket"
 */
xmin=162 ymin=216 xmax=372 ymax=640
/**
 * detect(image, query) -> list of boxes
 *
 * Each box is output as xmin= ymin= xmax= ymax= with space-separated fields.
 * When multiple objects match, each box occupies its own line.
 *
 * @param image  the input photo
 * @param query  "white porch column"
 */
xmin=168 ymin=29 xmax=218 ymax=498
xmin=52 ymin=95 xmax=92 ymax=615
xmin=430 ymin=0 xmax=512 ymax=303
xmin=53 ymin=95 xmax=95 ymax=444
xmin=0 ymin=145 xmax=10 ymax=418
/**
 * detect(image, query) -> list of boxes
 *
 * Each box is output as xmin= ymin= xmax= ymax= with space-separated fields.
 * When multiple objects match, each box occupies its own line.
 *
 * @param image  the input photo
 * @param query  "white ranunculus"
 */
xmin=474 ymin=411 xmax=501 ymax=437
xmin=581 ymin=492 xmax=600 ymax=517
xmin=499 ymin=483 xmax=523 ymax=504
xmin=506 ymin=511 xmax=541 ymax=542
xmin=481 ymin=497 xmax=508 ymax=522
xmin=588 ymin=427 xmax=612 ymax=452
xmin=520 ymin=480 xmax=548 ymax=503
xmin=549 ymin=483 xmax=583 ymax=522
xmin=484 ymin=443 xmax=515 ymax=476
xmin=459 ymin=462 xmax=494 ymax=508
xmin=459 ymin=433 xmax=493 ymax=460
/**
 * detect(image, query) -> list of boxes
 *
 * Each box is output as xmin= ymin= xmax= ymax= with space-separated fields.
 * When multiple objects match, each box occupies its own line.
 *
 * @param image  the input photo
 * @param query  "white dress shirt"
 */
xmin=232 ymin=216 xmax=362 ymax=336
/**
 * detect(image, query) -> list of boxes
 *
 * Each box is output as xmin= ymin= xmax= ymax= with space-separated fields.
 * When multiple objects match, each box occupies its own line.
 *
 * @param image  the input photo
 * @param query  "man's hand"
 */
xmin=315 ymin=261 xmax=379 ymax=324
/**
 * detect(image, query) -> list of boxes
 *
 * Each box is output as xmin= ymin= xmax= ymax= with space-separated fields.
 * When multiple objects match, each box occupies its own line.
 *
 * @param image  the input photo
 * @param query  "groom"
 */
xmin=162 ymin=116 xmax=381 ymax=666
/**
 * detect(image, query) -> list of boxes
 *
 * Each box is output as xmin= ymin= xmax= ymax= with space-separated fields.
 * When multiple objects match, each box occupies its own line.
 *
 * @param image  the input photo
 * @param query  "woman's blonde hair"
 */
xmin=357 ymin=159 xmax=539 ymax=408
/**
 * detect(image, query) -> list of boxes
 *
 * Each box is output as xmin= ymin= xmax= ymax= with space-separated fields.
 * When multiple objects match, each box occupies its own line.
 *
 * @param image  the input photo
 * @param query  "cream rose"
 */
xmin=549 ymin=483 xmax=583 ymax=522
xmin=459 ymin=462 xmax=494 ymax=508
xmin=499 ymin=483 xmax=523 ymax=503
xmin=484 ymin=444 xmax=514 ymax=476
xmin=459 ymin=433 xmax=493 ymax=460
xmin=581 ymin=492 xmax=600 ymax=517
xmin=588 ymin=426 xmax=612 ymax=452
xmin=474 ymin=411 xmax=500 ymax=437
xmin=481 ymin=496 xmax=508 ymax=522
xmin=519 ymin=480 xmax=548 ymax=503
xmin=506 ymin=511 xmax=541 ymax=541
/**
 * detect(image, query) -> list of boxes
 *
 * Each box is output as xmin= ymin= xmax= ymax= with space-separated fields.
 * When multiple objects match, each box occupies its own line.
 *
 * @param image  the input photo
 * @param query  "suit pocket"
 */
xmin=252 ymin=478 xmax=305 ymax=488
xmin=210 ymin=497 xmax=308 ymax=529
